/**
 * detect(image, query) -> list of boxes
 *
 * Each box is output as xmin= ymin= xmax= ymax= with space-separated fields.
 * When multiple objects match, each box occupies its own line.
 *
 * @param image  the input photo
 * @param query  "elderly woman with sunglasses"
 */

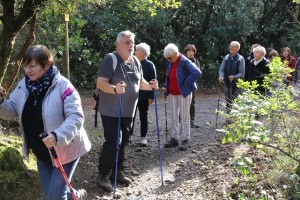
xmin=162 ymin=43 xmax=202 ymax=150
xmin=0 ymin=45 xmax=91 ymax=200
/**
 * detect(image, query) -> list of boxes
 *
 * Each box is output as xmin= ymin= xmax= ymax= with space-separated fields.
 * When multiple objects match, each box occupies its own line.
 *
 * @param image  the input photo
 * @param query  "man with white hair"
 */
xmin=96 ymin=31 xmax=158 ymax=192
xmin=131 ymin=42 xmax=157 ymax=146
xmin=162 ymin=43 xmax=202 ymax=150
xmin=219 ymin=41 xmax=245 ymax=114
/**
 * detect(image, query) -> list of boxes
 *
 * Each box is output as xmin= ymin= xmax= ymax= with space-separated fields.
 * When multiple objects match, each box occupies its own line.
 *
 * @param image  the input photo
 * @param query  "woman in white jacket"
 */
xmin=0 ymin=45 xmax=91 ymax=200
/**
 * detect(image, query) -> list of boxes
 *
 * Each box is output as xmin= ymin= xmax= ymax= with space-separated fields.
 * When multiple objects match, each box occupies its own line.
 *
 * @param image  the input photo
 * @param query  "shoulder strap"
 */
xmin=108 ymin=52 xmax=118 ymax=71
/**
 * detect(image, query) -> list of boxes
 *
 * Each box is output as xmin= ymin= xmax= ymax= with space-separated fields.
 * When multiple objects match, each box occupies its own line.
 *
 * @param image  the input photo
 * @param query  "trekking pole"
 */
xmin=94 ymin=92 xmax=99 ymax=127
xmin=113 ymin=81 xmax=124 ymax=197
xmin=39 ymin=132 xmax=77 ymax=200
xmin=164 ymin=91 xmax=168 ymax=141
xmin=215 ymin=82 xmax=223 ymax=128
xmin=153 ymin=81 xmax=164 ymax=186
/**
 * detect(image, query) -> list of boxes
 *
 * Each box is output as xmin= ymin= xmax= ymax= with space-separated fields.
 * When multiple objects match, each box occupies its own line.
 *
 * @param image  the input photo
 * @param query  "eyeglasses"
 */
xmin=123 ymin=41 xmax=134 ymax=45
xmin=229 ymin=46 xmax=237 ymax=48
xmin=166 ymin=57 xmax=172 ymax=61
xmin=22 ymin=64 xmax=38 ymax=70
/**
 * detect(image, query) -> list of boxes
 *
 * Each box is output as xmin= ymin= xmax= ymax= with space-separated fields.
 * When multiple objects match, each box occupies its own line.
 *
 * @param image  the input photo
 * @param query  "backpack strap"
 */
xmin=108 ymin=52 xmax=118 ymax=71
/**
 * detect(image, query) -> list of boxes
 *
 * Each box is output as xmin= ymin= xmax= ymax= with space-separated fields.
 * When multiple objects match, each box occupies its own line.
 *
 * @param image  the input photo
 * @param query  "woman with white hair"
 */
xmin=132 ymin=43 xmax=157 ymax=146
xmin=162 ymin=43 xmax=201 ymax=150
xmin=244 ymin=45 xmax=270 ymax=94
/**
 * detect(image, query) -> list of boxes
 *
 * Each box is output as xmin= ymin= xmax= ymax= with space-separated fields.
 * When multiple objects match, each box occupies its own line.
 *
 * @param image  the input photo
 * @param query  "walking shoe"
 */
xmin=96 ymin=172 xmax=113 ymax=192
xmin=77 ymin=189 xmax=87 ymax=200
xmin=140 ymin=137 xmax=148 ymax=147
xmin=179 ymin=140 xmax=191 ymax=150
xmin=164 ymin=138 xmax=179 ymax=148
xmin=190 ymin=120 xmax=199 ymax=128
xmin=110 ymin=170 xmax=132 ymax=186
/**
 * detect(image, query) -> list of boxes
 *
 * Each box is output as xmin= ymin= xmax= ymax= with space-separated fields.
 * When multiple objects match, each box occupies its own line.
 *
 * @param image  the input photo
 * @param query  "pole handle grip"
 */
xmin=39 ymin=132 xmax=58 ymax=159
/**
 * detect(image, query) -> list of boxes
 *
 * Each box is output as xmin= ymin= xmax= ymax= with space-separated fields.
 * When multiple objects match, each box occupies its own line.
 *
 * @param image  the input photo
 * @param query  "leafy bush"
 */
xmin=220 ymin=57 xmax=300 ymax=199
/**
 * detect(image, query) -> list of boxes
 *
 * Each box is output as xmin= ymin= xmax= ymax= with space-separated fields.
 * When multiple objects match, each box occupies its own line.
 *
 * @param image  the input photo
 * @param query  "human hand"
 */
xmin=149 ymin=79 xmax=158 ymax=90
xmin=162 ymin=87 xmax=166 ymax=93
xmin=218 ymin=77 xmax=224 ymax=83
xmin=229 ymin=75 xmax=235 ymax=82
xmin=115 ymin=81 xmax=126 ymax=94
xmin=40 ymin=132 xmax=57 ymax=148
xmin=148 ymin=98 xmax=154 ymax=105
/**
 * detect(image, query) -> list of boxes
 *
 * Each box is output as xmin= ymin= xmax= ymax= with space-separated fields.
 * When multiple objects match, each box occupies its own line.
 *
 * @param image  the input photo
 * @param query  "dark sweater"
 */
xmin=139 ymin=59 xmax=157 ymax=100
xmin=22 ymin=90 xmax=51 ymax=162
xmin=244 ymin=58 xmax=270 ymax=94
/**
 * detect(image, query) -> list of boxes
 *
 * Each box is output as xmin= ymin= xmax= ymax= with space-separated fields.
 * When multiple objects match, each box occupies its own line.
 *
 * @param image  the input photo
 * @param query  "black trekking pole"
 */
xmin=94 ymin=92 xmax=99 ymax=127
xmin=153 ymin=81 xmax=164 ymax=186
xmin=215 ymin=82 xmax=224 ymax=128
xmin=113 ymin=81 xmax=124 ymax=197
xmin=39 ymin=132 xmax=78 ymax=200
xmin=164 ymin=91 xmax=168 ymax=141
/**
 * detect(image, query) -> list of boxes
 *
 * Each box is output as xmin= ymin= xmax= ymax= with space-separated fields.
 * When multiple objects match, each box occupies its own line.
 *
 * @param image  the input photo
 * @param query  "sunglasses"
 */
xmin=166 ymin=57 xmax=172 ymax=61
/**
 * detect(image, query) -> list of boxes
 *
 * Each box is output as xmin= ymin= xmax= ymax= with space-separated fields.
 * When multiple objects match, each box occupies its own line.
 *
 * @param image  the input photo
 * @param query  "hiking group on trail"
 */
xmin=0 ymin=29 xmax=299 ymax=199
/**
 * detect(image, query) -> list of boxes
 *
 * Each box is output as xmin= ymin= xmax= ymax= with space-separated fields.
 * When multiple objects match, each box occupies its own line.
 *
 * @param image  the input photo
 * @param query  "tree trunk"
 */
xmin=5 ymin=15 xmax=37 ymax=94
xmin=0 ymin=0 xmax=48 ymax=85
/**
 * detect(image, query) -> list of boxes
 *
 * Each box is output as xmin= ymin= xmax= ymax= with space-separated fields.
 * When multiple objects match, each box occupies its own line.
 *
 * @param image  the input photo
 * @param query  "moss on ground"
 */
xmin=0 ymin=132 xmax=43 ymax=200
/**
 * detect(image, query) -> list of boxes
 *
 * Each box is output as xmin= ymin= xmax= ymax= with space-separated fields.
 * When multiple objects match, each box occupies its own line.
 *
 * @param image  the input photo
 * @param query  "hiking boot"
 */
xmin=179 ymin=140 xmax=191 ymax=150
xmin=164 ymin=138 xmax=179 ymax=148
xmin=96 ymin=172 xmax=113 ymax=192
xmin=110 ymin=170 xmax=132 ymax=186
xmin=140 ymin=137 xmax=148 ymax=147
xmin=76 ymin=189 xmax=87 ymax=200
xmin=190 ymin=120 xmax=199 ymax=128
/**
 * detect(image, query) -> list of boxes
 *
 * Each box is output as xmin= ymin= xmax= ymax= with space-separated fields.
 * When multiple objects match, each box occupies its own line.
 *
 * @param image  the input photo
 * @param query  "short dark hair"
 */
xmin=183 ymin=44 xmax=197 ymax=54
xmin=22 ymin=45 xmax=54 ymax=68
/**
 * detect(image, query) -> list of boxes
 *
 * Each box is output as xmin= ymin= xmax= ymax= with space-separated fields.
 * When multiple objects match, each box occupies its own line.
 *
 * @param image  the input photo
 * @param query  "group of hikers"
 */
xmin=219 ymin=41 xmax=299 ymax=117
xmin=0 ymin=29 xmax=297 ymax=199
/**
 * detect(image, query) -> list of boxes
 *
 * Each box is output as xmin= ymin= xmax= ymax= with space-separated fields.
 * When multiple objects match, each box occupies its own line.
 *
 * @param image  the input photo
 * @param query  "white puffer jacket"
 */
xmin=0 ymin=70 xmax=91 ymax=166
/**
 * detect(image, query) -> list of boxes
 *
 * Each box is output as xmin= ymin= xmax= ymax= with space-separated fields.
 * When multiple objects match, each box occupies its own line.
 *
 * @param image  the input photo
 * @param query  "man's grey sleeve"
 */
xmin=235 ymin=57 xmax=245 ymax=79
xmin=219 ymin=57 xmax=226 ymax=77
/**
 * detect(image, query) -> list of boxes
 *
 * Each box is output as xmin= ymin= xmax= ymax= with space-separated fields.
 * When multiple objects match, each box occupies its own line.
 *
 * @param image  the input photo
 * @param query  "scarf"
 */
xmin=25 ymin=65 xmax=58 ymax=101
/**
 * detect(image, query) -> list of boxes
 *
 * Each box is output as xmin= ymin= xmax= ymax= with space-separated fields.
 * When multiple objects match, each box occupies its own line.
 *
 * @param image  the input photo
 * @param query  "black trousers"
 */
xmin=131 ymin=99 xmax=149 ymax=137
xmin=98 ymin=115 xmax=133 ymax=175
xmin=190 ymin=91 xmax=196 ymax=121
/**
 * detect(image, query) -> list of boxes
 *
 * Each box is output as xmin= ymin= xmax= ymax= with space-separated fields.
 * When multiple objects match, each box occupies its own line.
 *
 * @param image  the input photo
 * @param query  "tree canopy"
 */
xmin=0 ymin=0 xmax=299 ymax=89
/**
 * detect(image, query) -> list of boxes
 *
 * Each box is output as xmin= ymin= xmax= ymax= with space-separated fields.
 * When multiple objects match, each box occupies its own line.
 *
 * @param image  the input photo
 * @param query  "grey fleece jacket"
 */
xmin=0 ymin=71 xmax=91 ymax=166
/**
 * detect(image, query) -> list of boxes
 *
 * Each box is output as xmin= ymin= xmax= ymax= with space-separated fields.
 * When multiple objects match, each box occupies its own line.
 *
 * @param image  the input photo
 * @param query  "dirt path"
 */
xmin=73 ymin=91 xmax=238 ymax=200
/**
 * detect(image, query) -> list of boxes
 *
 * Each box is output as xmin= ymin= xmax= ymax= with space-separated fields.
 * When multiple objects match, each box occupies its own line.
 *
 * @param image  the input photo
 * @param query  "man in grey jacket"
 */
xmin=219 ymin=41 xmax=245 ymax=115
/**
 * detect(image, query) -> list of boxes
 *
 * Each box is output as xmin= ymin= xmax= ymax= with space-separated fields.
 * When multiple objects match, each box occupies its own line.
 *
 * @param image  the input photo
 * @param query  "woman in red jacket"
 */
xmin=281 ymin=47 xmax=296 ymax=84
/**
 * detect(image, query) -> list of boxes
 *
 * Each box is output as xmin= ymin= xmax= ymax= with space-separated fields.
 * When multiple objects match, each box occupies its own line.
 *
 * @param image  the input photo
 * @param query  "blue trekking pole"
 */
xmin=153 ymin=81 xmax=164 ymax=186
xmin=113 ymin=81 xmax=123 ymax=196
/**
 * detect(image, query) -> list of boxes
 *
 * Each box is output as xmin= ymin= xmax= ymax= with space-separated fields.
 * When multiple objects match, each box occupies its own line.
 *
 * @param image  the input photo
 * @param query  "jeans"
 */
xmin=98 ymin=115 xmax=133 ymax=175
xmin=37 ymin=158 xmax=80 ymax=200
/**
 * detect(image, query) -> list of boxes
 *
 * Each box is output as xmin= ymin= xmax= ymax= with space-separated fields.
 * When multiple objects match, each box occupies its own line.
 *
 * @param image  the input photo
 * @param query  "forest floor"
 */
xmin=72 ymin=89 xmax=246 ymax=200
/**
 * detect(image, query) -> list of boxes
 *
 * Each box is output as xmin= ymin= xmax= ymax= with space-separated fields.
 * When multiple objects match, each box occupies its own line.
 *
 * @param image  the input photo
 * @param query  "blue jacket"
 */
xmin=164 ymin=54 xmax=202 ymax=97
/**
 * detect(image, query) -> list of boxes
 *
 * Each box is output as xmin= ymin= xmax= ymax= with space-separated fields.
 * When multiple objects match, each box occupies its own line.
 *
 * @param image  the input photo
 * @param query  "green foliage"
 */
xmin=221 ymin=57 xmax=300 ymax=199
